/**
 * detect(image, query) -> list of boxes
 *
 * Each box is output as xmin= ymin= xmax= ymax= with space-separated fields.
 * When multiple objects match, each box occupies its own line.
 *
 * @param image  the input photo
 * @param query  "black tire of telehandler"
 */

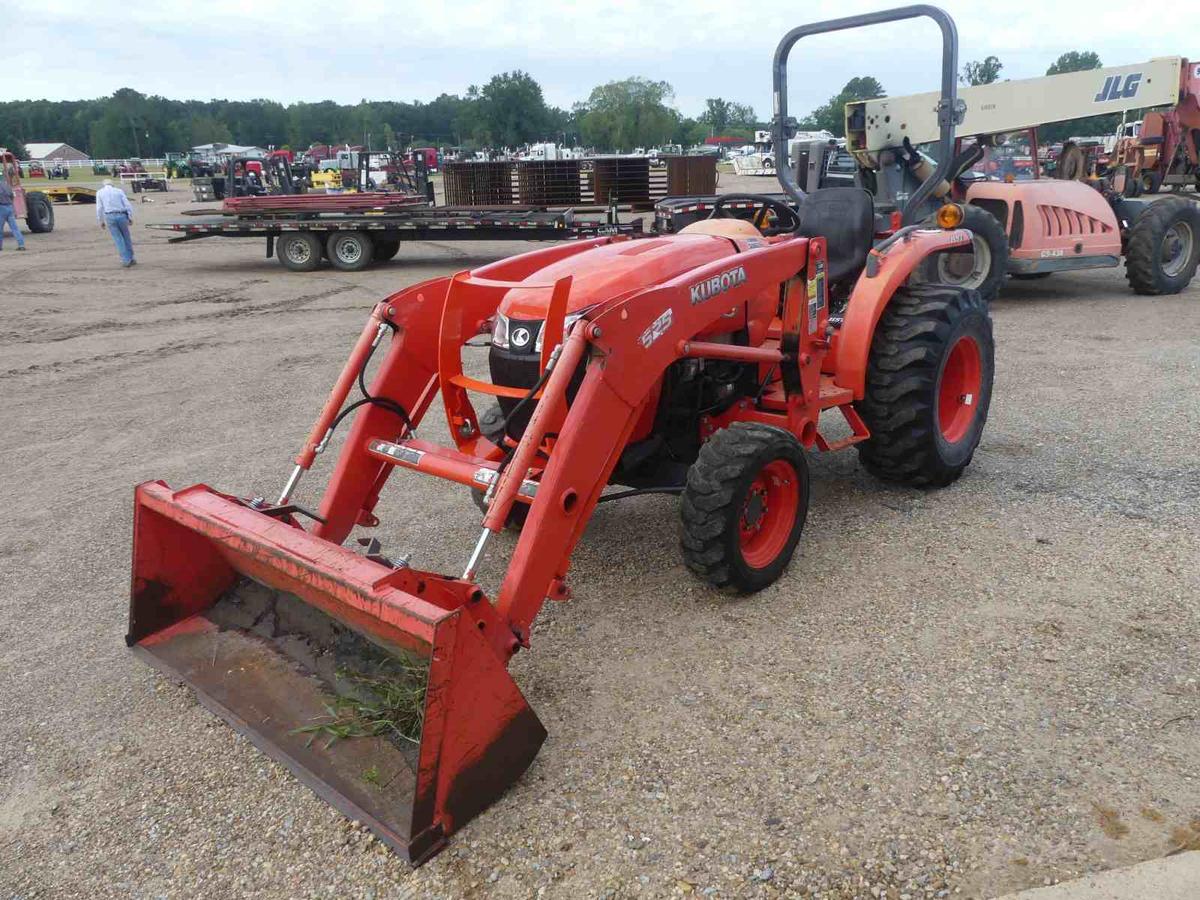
xmin=276 ymin=232 xmax=322 ymax=272
xmin=1124 ymin=197 xmax=1200 ymax=295
xmin=326 ymin=230 xmax=375 ymax=271
xmin=856 ymin=285 xmax=994 ymax=488
xmin=373 ymin=238 xmax=401 ymax=262
xmin=935 ymin=204 xmax=1008 ymax=304
xmin=25 ymin=192 xmax=54 ymax=233
xmin=680 ymin=423 xmax=810 ymax=594
xmin=470 ymin=487 xmax=529 ymax=531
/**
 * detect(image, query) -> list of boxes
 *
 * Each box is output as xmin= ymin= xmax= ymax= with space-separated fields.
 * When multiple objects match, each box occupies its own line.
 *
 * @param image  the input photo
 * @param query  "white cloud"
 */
xmin=9 ymin=0 xmax=1199 ymax=119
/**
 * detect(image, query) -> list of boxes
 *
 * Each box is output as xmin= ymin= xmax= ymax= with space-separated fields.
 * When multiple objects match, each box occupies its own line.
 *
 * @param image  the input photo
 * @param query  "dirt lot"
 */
xmin=1 ymin=180 xmax=1198 ymax=900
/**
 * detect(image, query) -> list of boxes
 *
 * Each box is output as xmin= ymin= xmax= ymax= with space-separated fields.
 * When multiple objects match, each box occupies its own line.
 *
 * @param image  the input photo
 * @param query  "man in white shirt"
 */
xmin=95 ymin=179 xmax=137 ymax=267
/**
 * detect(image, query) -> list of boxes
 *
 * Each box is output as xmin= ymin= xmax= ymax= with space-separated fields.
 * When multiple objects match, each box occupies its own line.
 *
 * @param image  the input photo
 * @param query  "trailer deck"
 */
xmin=148 ymin=204 xmax=643 ymax=271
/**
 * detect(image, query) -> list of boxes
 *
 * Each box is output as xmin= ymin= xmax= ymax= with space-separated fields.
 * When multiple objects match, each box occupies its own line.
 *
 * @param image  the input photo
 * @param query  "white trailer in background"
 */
xmin=732 ymin=128 xmax=835 ymax=175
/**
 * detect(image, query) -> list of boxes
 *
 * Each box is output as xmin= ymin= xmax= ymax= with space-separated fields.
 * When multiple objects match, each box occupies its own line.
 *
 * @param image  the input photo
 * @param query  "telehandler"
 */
xmin=128 ymin=6 xmax=994 ymax=863
xmin=844 ymin=54 xmax=1200 ymax=296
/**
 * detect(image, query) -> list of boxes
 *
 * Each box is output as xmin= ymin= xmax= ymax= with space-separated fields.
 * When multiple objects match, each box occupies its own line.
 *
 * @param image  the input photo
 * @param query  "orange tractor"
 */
xmin=128 ymin=7 xmax=993 ymax=863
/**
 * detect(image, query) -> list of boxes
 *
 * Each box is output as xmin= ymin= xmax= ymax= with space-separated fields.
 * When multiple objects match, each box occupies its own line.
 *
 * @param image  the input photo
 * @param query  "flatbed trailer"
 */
xmin=147 ymin=204 xmax=643 ymax=272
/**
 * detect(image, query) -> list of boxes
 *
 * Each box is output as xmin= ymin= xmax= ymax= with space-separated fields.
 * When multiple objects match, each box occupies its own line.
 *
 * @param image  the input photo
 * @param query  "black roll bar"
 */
xmin=772 ymin=5 xmax=963 ymax=224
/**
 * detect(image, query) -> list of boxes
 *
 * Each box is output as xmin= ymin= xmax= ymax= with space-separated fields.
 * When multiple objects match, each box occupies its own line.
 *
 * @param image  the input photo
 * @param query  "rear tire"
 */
xmin=373 ymin=238 xmax=401 ymax=262
xmin=276 ymin=232 xmax=322 ymax=272
xmin=935 ymin=204 xmax=1008 ymax=303
xmin=1141 ymin=171 xmax=1163 ymax=195
xmin=326 ymin=231 xmax=374 ymax=271
xmin=680 ymin=423 xmax=809 ymax=593
xmin=25 ymin=192 xmax=54 ymax=233
xmin=1125 ymin=197 xmax=1200 ymax=295
xmin=856 ymin=285 xmax=994 ymax=487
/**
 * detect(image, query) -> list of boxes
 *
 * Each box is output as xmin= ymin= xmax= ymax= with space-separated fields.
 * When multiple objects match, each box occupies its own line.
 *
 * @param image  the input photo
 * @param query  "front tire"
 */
xmin=856 ymin=285 xmax=994 ymax=487
xmin=1125 ymin=197 xmax=1200 ymax=295
xmin=25 ymin=192 xmax=54 ymax=233
xmin=681 ymin=423 xmax=810 ymax=593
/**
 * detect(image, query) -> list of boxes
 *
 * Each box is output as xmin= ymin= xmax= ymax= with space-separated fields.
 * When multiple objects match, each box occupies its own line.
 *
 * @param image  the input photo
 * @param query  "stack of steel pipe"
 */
xmin=221 ymin=193 xmax=428 ymax=216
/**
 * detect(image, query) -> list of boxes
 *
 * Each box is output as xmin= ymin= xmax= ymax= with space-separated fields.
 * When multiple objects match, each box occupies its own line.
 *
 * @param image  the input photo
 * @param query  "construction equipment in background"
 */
xmin=842 ymin=53 xmax=1200 ymax=296
xmin=129 ymin=6 xmax=995 ymax=864
xmin=43 ymin=185 xmax=98 ymax=204
xmin=191 ymin=155 xmax=298 ymax=202
xmin=1 ymin=149 xmax=54 ymax=234
xmin=1109 ymin=65 xmax=1200 ymax=194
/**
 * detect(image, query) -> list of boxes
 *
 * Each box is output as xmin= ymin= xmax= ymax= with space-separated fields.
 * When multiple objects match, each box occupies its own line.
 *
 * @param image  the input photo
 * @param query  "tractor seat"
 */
xmin=796 ymin=188 xmax=875 ymax=285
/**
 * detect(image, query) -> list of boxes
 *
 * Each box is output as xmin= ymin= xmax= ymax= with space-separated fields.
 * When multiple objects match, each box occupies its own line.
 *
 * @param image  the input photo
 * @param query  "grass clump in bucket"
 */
xmin=296 ymin=657 xmax=428 ymax=751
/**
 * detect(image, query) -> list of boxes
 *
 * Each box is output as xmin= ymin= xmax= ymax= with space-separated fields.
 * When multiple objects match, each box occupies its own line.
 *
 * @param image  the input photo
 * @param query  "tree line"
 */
xmin=0 ymin=50 xmax=1117 ymax=161
xmin=0 ymin=73 xmax=759 ymax=160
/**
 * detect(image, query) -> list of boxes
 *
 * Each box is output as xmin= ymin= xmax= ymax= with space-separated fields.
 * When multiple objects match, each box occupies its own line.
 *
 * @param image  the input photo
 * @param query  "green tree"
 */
xmin=474 ymin=71 xmax=551 ymax=147
xmin=961 ymin=56 xmax=1003 ymax=86
xmin=579 ymin=77 xmax=678 ymax=151
xmin=1046 ymin=51 xmax=1102 ymax=76
xmin=799 ymin=76 xmax=885 ymax=137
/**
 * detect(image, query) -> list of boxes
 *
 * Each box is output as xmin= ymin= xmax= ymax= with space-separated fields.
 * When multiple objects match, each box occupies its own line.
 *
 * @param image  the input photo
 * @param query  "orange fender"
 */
xmin=829 ymin=227 xmax=975 ymax=399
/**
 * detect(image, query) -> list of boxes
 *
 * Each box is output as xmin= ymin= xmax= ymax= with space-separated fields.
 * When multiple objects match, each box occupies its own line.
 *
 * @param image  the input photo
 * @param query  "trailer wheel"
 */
xmin=25 ymin=192 xmax=54 ymax=233
xmin=327 ymin=231 xmax=375 ymax=271
xmin=1125 ymin=197 xmax=1200 ymax=295
xmin=373 ymin=238 xmax=401 ymax=262
xmin=934 ymin=204 xmax=1008 ymax=303
xmin=276 ymin=232 xmax=322 ymax=272
xmin=680 ymin=423 xmax=809 ymax=593
xmin=856 ymin=285 xmax=993 ymax=487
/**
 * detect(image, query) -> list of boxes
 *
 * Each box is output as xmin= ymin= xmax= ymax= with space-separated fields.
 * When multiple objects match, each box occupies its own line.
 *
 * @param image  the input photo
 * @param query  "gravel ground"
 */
xmin=1 ymin=179 xmax=1198 ymax=900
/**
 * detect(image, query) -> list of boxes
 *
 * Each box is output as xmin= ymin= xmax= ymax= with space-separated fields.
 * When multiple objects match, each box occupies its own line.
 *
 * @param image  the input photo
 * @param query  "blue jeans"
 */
xmin=105 ymin=212 xmax=134 ymax=264
xmin=0 ymin=204 xmax=23 ymax=249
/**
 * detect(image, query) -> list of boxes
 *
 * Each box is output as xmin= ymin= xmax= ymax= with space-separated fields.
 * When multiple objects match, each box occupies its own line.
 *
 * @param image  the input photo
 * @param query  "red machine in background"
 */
xmin=1111 ymin=60 xmax=1200 ymax=194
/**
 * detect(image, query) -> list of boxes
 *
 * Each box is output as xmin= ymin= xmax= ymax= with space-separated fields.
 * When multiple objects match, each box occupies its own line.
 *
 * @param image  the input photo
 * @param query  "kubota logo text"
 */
xmin=690 ymin=266 xmax=747 ymax=305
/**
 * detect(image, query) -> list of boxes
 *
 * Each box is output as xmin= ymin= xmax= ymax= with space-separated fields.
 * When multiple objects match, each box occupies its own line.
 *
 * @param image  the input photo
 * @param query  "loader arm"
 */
xmin=493 ymin=239 xmax=811 ymax=641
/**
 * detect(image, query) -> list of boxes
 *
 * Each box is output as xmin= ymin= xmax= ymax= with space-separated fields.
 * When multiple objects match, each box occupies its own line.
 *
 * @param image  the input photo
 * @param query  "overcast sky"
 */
xmin=10 ymin=0 xmax=1200 ymax=119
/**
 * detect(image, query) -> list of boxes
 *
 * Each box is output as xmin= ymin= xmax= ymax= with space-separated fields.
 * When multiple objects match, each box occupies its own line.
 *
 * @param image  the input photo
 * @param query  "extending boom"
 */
xmin=848 ymin=56 xmax=1193 ymax=154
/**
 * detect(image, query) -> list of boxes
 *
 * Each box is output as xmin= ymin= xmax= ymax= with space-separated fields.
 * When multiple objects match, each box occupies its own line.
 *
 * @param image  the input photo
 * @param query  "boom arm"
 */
xmin=848 ymin=57 xmax=1187 ymax=155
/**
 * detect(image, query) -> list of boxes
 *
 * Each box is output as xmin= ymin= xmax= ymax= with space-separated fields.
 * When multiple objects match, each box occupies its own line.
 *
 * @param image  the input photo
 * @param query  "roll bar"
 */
xmin=772 ymin=5 xmax=963 ymax=224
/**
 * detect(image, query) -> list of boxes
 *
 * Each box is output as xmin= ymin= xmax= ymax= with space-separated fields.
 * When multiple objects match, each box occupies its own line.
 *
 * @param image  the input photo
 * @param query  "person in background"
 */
xmin=0 ymin=176 xmax=26 ymax=252
xmin=96 ymin=179 xmax=137 ymax=267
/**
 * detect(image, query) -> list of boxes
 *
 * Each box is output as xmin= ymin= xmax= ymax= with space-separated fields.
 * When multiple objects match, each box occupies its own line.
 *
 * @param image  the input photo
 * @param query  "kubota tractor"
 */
xmin=127 ymin=6 xmax=994 ymax=863
xmin=1 ymin=150 xmax=55 ymax=235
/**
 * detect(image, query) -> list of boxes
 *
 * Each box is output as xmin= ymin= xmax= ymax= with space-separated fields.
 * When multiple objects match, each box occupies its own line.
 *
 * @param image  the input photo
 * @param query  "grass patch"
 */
xmin=295 ymin=659 xmax=427 ymax=751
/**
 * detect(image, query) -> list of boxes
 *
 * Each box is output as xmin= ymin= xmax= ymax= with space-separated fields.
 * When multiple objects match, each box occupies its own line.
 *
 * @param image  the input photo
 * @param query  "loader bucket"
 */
xmin=127 ymin=480 xmax=545 ymax=864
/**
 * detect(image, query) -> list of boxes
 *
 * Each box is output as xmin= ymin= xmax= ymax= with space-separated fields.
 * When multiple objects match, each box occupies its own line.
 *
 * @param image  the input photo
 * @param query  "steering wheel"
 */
xmin=708 ymin=193 xmax=801 ymax=235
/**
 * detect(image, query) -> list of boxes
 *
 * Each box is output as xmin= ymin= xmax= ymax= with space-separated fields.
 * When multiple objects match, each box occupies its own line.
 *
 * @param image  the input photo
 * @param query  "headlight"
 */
xmin=492 ymin=313 xmax=511 ymax=349
xmin=535 ymin=310 xmax=590 ymax=352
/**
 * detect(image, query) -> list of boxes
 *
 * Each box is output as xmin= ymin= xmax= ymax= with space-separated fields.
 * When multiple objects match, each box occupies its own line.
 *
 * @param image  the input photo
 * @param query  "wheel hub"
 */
xmin=738 ymin=460 xmax=800 ymax=568
xmin=937 ymin=335 xmax=983 ymax=443
xmin=1162 ymin=222 xmax=1193 ymax=278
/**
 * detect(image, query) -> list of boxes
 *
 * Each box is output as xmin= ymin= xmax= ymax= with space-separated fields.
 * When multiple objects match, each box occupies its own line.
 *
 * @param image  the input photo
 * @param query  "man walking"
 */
xmin=0 ymin=176 xmax=26 ymax=252
xmin=96 ymin=179 xmax=136 ymax=266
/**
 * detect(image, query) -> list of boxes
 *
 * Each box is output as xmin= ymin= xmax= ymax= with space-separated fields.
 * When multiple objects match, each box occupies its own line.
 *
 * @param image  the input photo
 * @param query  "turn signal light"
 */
xmin=936 ymin=203 xmax=964 ymax=229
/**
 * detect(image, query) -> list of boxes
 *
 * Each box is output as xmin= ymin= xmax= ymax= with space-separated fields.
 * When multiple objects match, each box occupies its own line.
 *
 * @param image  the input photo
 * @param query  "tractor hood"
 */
xmin=497 ymin=234 xmax=742 ymax=321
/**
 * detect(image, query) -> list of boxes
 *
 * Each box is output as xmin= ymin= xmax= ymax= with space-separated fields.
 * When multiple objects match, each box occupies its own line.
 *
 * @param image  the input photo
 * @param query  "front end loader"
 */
xmin=128 ymin=5 xmax=994 ymax=863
